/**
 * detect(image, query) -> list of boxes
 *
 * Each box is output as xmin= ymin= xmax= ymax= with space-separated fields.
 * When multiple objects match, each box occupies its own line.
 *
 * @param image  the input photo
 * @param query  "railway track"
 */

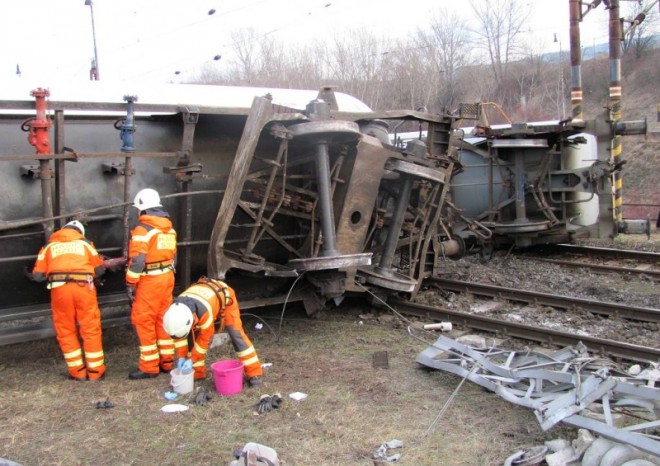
xmin=426 ymin=278 xmax=660 ymax=323
xmin=392 ymin=297 xmax=660 ymax=363
xmin=521 ymin=244 xmax=660 ymax=280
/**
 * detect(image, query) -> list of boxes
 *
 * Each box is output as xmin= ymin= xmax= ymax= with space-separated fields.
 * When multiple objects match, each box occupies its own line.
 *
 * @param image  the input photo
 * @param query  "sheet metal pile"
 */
xmin=416 ymin=335 xmax=660 ymax=458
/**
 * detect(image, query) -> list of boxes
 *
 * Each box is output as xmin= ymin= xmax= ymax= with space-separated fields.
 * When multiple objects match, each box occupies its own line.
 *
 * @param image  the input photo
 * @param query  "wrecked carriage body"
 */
xmin=0 ymin=82 xmax=458 ymax=333
xmin=0 ymin=82 xmax=623 ymax=342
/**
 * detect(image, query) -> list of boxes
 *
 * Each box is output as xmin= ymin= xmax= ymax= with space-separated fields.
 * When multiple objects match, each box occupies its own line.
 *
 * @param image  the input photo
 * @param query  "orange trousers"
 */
xmin=50 ymin=282 xmax=105 ymax=380
xmin=130 ymin=272 xmax=175 ymax=374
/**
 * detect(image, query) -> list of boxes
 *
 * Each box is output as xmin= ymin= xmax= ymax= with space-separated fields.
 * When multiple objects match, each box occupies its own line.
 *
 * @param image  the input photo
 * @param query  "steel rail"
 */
xmin=427 ymin=278 xmax=660 ymax=323
xmin=542 ymin=244 xmax=660 ymax=263
xmin=521 ymin=256 xmax=660 ymax=280
xmin=391 ymin=299 xmax=660 ymax=363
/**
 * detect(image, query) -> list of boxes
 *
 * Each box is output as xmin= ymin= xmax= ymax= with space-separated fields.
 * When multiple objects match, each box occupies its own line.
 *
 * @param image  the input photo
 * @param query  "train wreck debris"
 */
xmin=416 ymin=335 xmax=660 ymax=457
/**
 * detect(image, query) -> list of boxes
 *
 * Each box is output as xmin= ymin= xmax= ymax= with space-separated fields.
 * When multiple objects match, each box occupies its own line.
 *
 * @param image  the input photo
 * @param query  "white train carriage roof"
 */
xmin=0 ymin=80 xmax=373 ymax=116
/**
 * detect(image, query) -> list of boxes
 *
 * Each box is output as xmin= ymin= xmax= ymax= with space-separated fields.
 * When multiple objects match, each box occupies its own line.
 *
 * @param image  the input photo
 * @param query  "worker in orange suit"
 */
xmin=126 ymin=188 xmax=177 ymax=379
xmin=162 ymin=277 xmax=263 ymax=386
xmin=30 ymin=220 xmax=108 ymax=381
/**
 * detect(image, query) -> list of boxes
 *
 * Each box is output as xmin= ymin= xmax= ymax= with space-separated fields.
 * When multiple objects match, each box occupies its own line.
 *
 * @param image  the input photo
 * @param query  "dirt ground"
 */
xmin=0 ymin=304 xmax=579 ymax=466
xmin=0 ymin=233 xmax=657 ymax=466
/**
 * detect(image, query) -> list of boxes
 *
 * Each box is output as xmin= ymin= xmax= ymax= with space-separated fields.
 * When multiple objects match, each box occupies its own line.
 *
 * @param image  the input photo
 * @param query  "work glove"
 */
xmin=102 ymin=256 xmax=127 ymax=272
xmin=126 ymin=286 xmax=136 ymax=304
xmin=257 ymin=393 xmax=282 ymax=414
xmin=23 ymin=266 xmax=35 ymax=281
xmin=192 ymin=388 xmax=211 ymax=406
xmin=177 ymin=358 xmax=193 ymax=375
xmin=94 ymin=397 xmax=114 ymax=409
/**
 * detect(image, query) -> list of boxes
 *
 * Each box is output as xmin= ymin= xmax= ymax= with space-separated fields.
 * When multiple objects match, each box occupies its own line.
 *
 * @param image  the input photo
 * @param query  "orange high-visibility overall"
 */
xmin=127 ymin=213 xmax=177 ymax=374
xmin=32 ymin=228 xmax=106 ymax=381
xmin=172 ymin=278 xmax=263 ymax=381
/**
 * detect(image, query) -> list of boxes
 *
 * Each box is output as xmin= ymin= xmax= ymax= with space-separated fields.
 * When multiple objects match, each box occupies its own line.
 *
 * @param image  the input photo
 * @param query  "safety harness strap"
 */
xmin=196 ymin=277 xmax=232 ymax=332
xmin=144 ymin=259 xmax=174 ymax=271
xmin=48 ymin=272 xmax=93 ymax=283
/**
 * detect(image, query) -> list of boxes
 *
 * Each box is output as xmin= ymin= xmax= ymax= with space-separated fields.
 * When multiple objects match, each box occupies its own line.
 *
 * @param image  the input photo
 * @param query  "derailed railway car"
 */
xmin=0 ymin=81 xmax=462 ymax=344
xmin=444 ymin=105 xmax=646 ymax=250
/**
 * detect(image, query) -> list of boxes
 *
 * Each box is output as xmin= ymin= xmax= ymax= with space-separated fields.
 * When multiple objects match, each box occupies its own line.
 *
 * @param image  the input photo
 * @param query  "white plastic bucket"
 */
xmin=170 ymin=368 xmax=194 ymax=395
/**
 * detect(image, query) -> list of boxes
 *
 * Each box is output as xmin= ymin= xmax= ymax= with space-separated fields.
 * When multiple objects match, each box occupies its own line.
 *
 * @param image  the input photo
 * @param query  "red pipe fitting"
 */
xmin=27 ymin=88 xmax=52 ymax=155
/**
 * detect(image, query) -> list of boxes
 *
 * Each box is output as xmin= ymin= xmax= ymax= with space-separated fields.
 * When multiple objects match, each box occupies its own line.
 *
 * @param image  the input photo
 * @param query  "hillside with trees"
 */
xmin=187 ymin=0 xmax=660 ymax=219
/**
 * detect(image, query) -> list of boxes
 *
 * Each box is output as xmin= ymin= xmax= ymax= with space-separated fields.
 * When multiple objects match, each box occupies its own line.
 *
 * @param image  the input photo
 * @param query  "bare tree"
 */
xmin=415 ymin=7 xmax=471 ymax=109
xmin=469 ymin=0 xmax=531 ymax=84
xmin=622 ymin=0 xmax=659 ymax=59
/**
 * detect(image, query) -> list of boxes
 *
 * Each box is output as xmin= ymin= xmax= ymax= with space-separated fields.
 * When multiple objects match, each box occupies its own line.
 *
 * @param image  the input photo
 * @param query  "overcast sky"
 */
xmin=0 ymin=0 xmax=639 ymax=85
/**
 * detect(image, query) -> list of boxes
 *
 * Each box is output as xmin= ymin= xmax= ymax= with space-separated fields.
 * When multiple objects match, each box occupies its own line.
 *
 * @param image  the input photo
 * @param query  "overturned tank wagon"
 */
xmin=445 ymin=109 xmax=644 ymax=250
xmin=0 ymin=82 xmax=463 ymax=345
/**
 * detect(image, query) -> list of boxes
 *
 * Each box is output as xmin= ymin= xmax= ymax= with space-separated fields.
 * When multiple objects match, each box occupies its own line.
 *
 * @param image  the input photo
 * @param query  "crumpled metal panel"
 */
xmin=416 ymin=335 xmax=660 ymax=456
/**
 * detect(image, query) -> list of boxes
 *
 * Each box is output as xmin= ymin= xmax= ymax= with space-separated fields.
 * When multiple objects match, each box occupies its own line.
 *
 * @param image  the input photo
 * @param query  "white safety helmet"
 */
xmin=163 ymin=302 xmax=194 ymax=339
xmin=64 ymin=220 xmax=85 ymax=236
xmin=133 ymin=188 xmax=162 ymax=211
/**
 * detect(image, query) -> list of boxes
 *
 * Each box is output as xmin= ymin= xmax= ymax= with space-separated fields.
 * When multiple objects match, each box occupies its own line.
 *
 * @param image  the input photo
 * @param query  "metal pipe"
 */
xmin=85 ymin=0 xmax=100 ymax=80
xmin=514 ymin=152 xmax=528 ymax=222
xmin=121 ymin=96 xmax=137 ymax=256
xmin=0 ymin=189 xmax=224 ymax=232
xmin=314 ymin=141 xmax=338 ymax=256
xmin=39 ymin=159 xmax=54 ymax=239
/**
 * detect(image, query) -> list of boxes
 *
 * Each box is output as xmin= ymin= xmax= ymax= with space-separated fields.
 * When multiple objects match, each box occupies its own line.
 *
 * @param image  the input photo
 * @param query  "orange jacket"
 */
xmin=126 ymin=212 xmax=177 ymax=286
xmin=33 ymin=228 xmax=104 ymax=289
xmin=176 ymin=279 xmax=234 ymax=360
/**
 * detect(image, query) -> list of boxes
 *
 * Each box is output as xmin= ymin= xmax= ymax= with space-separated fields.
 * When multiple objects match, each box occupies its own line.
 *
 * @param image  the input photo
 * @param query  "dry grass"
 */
xmin=0 ymin=302 xmax=574 ymax=466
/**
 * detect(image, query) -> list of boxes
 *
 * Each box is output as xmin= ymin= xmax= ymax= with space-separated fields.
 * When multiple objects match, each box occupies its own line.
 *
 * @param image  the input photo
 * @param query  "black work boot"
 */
xmin=128 ymin=369 xmax=158 ymax=380
xmin=248 ymin=376 xmax=262 ymax=388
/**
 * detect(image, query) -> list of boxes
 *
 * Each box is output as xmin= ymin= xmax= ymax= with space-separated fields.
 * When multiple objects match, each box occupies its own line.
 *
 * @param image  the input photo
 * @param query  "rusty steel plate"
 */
xmin=385 ymin=159 xmax=445 ymax=183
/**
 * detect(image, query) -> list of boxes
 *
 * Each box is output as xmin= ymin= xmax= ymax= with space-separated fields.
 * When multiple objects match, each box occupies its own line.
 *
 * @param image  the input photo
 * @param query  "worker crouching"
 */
xmin=162 ymin=277 xmax=263 ymax=387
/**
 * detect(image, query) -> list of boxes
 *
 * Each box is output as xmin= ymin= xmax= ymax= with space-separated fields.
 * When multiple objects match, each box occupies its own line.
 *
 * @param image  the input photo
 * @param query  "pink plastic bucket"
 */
xmin=210 ymin=359 xmax=244 ymax=396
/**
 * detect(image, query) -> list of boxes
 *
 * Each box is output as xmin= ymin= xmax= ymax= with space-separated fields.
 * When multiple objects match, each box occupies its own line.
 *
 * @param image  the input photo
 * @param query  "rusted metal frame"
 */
xmin=245 ymin=153 xmax=314 ymax=181
xmin=411 ymin=164 xmax=455 ymax=296
xmin=248 ymin=139 xmax=290 ymax=254
xmin=239 ymin=200 xmax=313 ymax=221
xmin=406 ymin=182 xmax=441 ymax=275
xmin=311 ymin=155 xmax=344 ymax=258
xmin=175 ymin=108 xmax=199 ymax=288
xmin=207 ymin=96 xmax=276 ymax=278
xmin=236 ymin=200 xmax=302 ymax=257
xmin=245 ymin=138 xmax=288 ymax=255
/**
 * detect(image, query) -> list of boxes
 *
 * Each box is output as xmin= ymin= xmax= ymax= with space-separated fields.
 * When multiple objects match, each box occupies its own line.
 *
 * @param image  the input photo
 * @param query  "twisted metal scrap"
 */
xmin=416 ymin=335 xmax=660 ymax=456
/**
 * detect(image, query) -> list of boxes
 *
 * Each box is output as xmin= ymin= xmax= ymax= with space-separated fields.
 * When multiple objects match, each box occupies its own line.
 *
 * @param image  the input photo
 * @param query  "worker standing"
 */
xmin=162 ymin=277 xmax=263 ymax=387
xmin=30 ymin=220 xmax=109 ymax=381
xmin=126 ymin=188 xmax=177 ymax=379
